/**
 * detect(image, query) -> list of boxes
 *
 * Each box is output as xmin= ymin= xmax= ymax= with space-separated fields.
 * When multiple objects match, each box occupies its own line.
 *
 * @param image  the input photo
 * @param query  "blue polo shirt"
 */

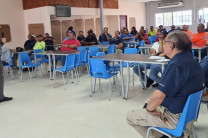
xmin=157 ymin=51 xmax=205 ymax=114
xmin=99 ymin=33 xmax=112 ymax=43
xmin=120 ymin=34 xmax=132 ymax=39
xmin=109 ymin=37 xmax=123 ymax=45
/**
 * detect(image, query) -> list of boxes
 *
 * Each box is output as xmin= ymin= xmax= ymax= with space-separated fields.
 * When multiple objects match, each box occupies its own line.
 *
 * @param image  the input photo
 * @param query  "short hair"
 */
xmin=150 ymin=26 xmax=154 ymax=28
xmin=104 ymin=27 xmax=108 ymax=30
xmin=79 ymin=31 xmax=83 ymax=34
xmin=159 ymin=25 xmax=163 ymax=28
xmin=124 ymin=28 xmax=128 ymax=32
xmin=115 ymin=31 xmax=120 ymax=34
xmin=45 ymin=33 xmax=49 ymax=35
xmin=167 ymin=30 xmax=190 ymax=51
xmin=37 ymin=34 xmax=43 ymax=38
xmin=199 ymin=23 xmax=205 ymax=28
xmin=68 ymin=26 xmax=73 ymax=30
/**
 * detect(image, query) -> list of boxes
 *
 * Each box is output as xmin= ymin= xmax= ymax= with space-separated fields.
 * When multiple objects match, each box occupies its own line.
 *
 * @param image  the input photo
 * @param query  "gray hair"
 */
xmin=167 ymin=30 xmax=190 ymax=51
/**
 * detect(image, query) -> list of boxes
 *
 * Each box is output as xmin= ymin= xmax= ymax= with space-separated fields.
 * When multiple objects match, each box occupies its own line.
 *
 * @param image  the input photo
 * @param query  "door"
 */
xmin=120 ymin=15 xmax=127 ymax=33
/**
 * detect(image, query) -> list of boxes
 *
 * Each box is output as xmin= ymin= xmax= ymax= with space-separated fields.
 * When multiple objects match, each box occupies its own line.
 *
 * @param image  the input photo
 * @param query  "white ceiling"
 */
xmin=119 ymin=0 xmax=161 ymax=3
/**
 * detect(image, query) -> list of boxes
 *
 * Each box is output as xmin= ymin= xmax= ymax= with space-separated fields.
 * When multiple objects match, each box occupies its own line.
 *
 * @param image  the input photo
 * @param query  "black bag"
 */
xmin=16 ymin=47 xmax=24 ymax=52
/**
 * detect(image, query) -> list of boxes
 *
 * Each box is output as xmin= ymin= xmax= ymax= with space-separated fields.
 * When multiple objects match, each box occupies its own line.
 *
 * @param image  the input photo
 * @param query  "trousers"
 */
xmin=126 ymin=106 xmax=180 ymax=138
xmin=0 ymin=57 xmax=5 ymax=100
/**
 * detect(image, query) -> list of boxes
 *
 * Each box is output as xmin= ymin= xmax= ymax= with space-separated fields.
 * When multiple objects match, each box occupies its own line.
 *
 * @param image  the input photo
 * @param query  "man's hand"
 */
xmin=1 ymin=38 xmax=6 ymax=43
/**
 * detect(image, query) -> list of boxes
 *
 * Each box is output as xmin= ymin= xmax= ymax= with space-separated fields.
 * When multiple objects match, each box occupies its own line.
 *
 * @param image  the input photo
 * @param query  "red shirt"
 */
xmin=136 ymin=33 xmax=150 ymax=44
xmin=61 ymin=39 xmax=80 ymax=51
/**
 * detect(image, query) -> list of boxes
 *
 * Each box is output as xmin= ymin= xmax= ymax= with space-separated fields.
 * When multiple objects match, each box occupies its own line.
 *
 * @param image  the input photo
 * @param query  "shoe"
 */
xmin=146 ymin=79 xmax=154 ymax=88
xmin=0 ymin=97 xmax=13 ymax=103
xmin=160 ymin=135 xmax=169 ymax=138
xmin=152 ymin=83 xmax=159 ymax=87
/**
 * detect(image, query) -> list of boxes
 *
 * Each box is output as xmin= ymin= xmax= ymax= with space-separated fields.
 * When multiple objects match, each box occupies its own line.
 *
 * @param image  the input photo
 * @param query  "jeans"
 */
xmin=2 ymin=61 xmax=9 ymax=66
xmin=200 ymin=56 xmax=208 ymax=87
xmin=133 ymin=64 xmax=162 ymax=83
xmin=54 ymin=55 xmax=66 ymax=67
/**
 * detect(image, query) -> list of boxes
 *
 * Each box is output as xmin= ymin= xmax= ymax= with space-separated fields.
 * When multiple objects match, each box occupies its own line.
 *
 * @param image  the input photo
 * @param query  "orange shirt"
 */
xmin=191 ymin=32 xmax=208 ymax=45
xmin=184 ymin=30 xmax=193 ymax=37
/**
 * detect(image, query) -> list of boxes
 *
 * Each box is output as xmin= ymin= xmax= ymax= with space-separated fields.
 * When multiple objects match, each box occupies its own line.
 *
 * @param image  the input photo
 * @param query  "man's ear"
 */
xmin=170 ymin=42 xmax=175 ymax=50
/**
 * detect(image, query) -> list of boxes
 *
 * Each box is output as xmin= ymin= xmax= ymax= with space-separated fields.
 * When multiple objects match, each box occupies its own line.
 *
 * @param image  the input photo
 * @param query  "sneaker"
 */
xmin=152 ymin=83 xmax=159 ymax=87
xmin=146 ymin=79 xmax=154 ymax=88
xmin=0 ymin=97 xmax=13 ymax=103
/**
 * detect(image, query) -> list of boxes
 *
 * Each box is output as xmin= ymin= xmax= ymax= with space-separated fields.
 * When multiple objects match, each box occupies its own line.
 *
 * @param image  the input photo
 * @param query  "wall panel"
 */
xmin=61 ymin=20 xmax=73 ymax=40
xmin=74 ymin=19 xmax=85 ymax=37
xmin=51 ymin=20 xmax=61 ymax=43
xmin=85 ymin=19 xmax=95 ymax=36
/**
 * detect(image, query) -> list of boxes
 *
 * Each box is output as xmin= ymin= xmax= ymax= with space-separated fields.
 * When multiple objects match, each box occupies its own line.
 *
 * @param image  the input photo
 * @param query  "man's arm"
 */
xmin=117 ymin=43 xmax=123 ymax=49
xmin=206 ymin=40 xmax=208 ymax=46
xmin=146 ymin=89 xmax=166 ymax=112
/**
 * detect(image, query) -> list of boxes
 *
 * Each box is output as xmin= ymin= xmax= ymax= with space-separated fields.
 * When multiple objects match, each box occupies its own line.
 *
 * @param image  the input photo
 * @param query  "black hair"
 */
xmin=68 ymin=26 xmax=73 ymax=31
xmin=37 ymin=34 xmax=43 ymax=38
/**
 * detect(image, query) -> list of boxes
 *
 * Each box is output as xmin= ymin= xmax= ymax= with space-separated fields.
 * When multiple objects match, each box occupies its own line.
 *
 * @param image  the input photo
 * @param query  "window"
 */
xmin=173 ymin=10 xmax=192 ymax=25
xmin=155 ymin=10 xmax=192 ymax=27
xmin=164 ymin=12 xmax=172 ymax=26
xmin=155 ymin=13 xmax=163 ymax=27
xmin=0 ymin=24 xmax=11 ymax=42
xmin=198 ymin=8 xmax=208 ymax=24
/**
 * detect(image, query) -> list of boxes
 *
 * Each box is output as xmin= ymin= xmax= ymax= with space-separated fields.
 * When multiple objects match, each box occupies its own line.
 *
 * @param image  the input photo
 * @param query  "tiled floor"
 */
xmin=1 ymin=68 xmax=208 ymax=138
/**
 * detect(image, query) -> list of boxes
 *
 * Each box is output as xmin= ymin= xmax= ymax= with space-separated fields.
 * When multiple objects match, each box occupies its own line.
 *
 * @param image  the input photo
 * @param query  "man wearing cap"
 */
xmin=33 ymin=34 xmax=46 ymax=51
xmin=182 ymin=25 xmax=193 ymax=37
xmin=0 ymin=25 xmax=13 ymax=103
xmin=24 ymin=34 xmax=36 ymax=50
xmin=84 ymin=29 xmax=97 ymax=46
xmin=156 ymin=25 xmax=163 ymax=35
xmin=99 ymin=27 xmax=112 ymax=44
xmin=55 ymin=31 xmax=80 ymax=66
xmin=43 ymin=33 xmax=56 ymax=51
xmin=168 ymin=25 xmax=175 ymax=33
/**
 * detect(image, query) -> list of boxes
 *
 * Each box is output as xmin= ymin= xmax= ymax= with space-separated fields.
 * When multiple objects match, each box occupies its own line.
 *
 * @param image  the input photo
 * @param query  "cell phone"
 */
xmin=1 ymin=32 xmax=5 ymax=38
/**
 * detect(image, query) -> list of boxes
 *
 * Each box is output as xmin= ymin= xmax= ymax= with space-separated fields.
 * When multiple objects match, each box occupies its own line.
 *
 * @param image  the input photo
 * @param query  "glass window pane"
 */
xmin=164 ymin=12 xmax=172 ymax=26
xmin=155 ymin=13 xmax=163 ymax=27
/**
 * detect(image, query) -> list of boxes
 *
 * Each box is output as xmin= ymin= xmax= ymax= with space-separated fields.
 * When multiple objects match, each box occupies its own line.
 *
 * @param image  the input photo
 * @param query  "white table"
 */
xmin=192 ymin=45 xmax=208 ymax=62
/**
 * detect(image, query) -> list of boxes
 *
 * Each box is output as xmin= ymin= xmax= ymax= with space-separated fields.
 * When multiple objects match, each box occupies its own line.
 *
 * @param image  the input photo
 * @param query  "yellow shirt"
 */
xmin=33 ymin=41 xmax=46 ymax=51
xmin=148 ymin=30 xmax=157 ymax=36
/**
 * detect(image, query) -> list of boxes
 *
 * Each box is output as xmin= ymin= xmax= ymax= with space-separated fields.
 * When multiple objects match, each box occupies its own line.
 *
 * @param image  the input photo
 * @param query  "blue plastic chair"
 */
xmin=89 ymin=58 xmax=119 ymax=101
xmin=19 ymin=52 xmax=42 ymax=81
xmin=150 ymin=35 xmax=158 ymax=43
xmin=192 ymin=50 xmax=195 ymax=57
xmin=137 ymin=40 xmax=145 ymax=53
xmin=3 ymin=52 xmax=14 ymax=79
xmin=96 ymin=52 xmax=120 ymax=72
xmin=53 ymin=54 xmax=76 ymax=90
xmin=147 ymin=89 xmax=204 ymax=138
xmin=33 ymin=49 xmax=49 ymax=64
xmin=76 ymin=50 xmax=89 ymax=78
xmin=101 ymin=42 xmax=109 ymax=45
xmin=77 ymin=46 xmax=86 ymax=51
xmin=89 ymin=47 xmax=99 ymax=57
xmin=148 ymin=37 xmax=153 ymax=44
xmin=107 ymin=44 xmax=116 ymax=54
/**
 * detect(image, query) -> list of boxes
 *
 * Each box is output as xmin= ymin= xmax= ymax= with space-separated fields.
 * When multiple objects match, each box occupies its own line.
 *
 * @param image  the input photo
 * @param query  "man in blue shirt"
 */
xmin=99 ymin=27 xmax=112 ymax=44
xmin=109 ymin=31 xmax=123 ymax=53
xmin=168 ymin=25 xmax=176 ymax=33
xmin=126 ymin=30 xmax=205 ymax=138
xmin=120 ymin=29 xmax=134 ymax=52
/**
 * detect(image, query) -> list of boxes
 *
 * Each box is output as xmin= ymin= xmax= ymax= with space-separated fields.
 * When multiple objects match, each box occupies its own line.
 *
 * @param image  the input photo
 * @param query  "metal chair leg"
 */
xmin=62 ymin=72 xmax=66 ymax=90
xmin=93 ymin=78 xmax=96 ymax=93
xmin=28 ymin=67 xmax=32 ymax=81
xmin=39 ymin=66 xmax=42 ymax=79
xmin=90 ymin=77 xmax=93 ymax=97
xmin=53 ymin=71 xmax=56 ymax=88
xmin=109 ymin=79 xmax=112 ymax=101
xmin=192 ymin=125 xmax=197 ymax=138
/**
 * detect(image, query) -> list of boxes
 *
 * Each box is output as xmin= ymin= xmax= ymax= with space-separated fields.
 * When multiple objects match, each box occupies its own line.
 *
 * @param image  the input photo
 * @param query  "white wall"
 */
xmin=0 ymin=0 xmax=26 ymax=48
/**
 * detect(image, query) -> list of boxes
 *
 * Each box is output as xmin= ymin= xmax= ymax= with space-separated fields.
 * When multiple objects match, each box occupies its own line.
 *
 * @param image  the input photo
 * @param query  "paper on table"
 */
xmin=149 ymin=56 xmax=163 ymax=59
xmin=155 ymin=59 xmax=170 ymax=62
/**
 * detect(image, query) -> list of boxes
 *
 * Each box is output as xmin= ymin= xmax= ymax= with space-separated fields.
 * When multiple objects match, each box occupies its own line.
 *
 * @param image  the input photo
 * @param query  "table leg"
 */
xmin=120 ymin=61 xmax=125 ymax=99
xmin=48 ymin=55 xmax=52 ymax=80
xmin=199 ymin=49 xmax=201 ymax=62
xmin=125 ymin=62 xmax=130 ymax=100
xmin=138 ymin=63 xmax=145 ymax=89
xmin=144 ymin=64 xmax=147 ymax=88
xmin=53 ymin=55 xmax=56 ymax=80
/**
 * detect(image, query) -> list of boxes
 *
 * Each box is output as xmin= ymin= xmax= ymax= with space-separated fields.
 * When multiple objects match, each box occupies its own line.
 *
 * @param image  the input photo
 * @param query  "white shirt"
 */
xmin=151 ymin=42 xmax=160 ymax=53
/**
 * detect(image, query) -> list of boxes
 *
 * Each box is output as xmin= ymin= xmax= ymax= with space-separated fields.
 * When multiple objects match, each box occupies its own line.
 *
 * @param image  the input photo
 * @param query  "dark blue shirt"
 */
xmin=157 ymin=51 xmax=205 ymax=114
xmin=120 ymin=34 xmax=132 ymax=39
xmin=200 ymin=56 xmax=208 ymax=87
xmin=99 ymin=33 xmax=112 ymax=43
xmin=109 ymin=37 xmax=122 ymax=45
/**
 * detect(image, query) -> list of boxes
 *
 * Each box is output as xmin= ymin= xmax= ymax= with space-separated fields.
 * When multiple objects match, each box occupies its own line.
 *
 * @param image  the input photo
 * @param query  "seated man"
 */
xmin=191 ymin=24 xmax=208 ymax=45
xmin=30 ymin=34 xmax=46 ymax=61
xmin=148 ymin=26 xmax=157 ymax=36
xmin=55 ymin=31 xmax=80 ymax=66
xmin=77 ymin=31 xmax=85 ymax=46
xmin=182 ymin=25 xmax=192 ymax=37
xmin=121 ymin=29 xmax=134 ymax=52
xmin=127 ymin=30 xmax=205 ymax=138
xmin=84 ymin=29 xmax=97 ymax=46
xmin=168 ymin=25 xmax=175 ymax=33
xmin=99 ymin=27 xmax=112 ymax=44
xmin=24 ymin=34 xmax=36 ymax=50
xmin=133 ymin=31 xmax=168 ymax=87
xmin=135 ymin=28 xmax=150 ymax=44
xmin=1 ymin=43 xmax=10 ymax=66
xmin=156 ymin=25 xmax=163 ymax=35
xmin=109 ymin=31 xmax=123 ymax=53
xmin=43 ymin=33 xmax=56 ymax=51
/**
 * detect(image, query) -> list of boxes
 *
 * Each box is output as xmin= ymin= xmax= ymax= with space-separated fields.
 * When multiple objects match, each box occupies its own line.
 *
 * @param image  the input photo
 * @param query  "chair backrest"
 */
xmin=96 ymin=52 xmax=105 ymax=57
xmin=148 ymin=37 xmax=153 ymax=44
xmin=150 ymin=35 xmax=158 ymax=42
xmin=8 ymin=52 xmax=13 ymax=66
xmin=107 ymin=44 xmax=116 ymax=54
xmin=33 ymin=49 xmax=45 ymax=59
xmin=124 ymin=48 xmax=137 ymax=54
xmin=64 ymin=54 xmax=76 ymax=70
xmin=18 ymin=52 xmax=32 ymax=67
xmin=164 ymin=90 xmax=204 ymax=137
xmin=77 ymin=46 xmax=86 ymax=51
xmin=101 ymin=42 xmax=109 ymax=45
xmin=89 ymin=58 xmax=108 ymax=78
xmin=77 ymin=50 xmax=88 ymax=65
xmin=89 ymin=47 xmax=99 ymax=57
xmin=139 ymin=40 xmax=145 ymax=47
